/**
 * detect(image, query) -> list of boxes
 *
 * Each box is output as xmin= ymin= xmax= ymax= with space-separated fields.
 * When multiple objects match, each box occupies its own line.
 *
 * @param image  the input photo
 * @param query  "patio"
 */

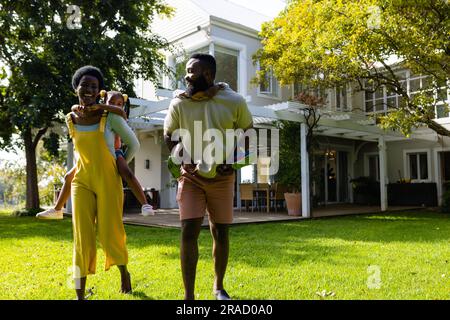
xmin=121 ymin=204 xmax=424 ymax=228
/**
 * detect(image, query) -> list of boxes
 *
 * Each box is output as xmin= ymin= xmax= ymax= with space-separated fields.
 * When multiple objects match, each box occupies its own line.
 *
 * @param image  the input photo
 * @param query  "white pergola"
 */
xmin=127 ymin=96 xmax=438 ymax=218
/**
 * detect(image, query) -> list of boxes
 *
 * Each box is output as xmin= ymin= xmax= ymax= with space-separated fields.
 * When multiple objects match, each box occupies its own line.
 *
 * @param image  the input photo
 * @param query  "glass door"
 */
xmin=338 ymin=151 xmax=349 ymax=202
xmin=326 ymin=150 xmax=337 ymax=202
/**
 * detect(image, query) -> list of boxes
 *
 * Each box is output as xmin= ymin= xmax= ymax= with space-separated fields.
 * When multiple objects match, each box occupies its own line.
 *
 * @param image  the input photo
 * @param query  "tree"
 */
xmin=254 ymin=0 xmax=450 ymax=137
xmin=0 ymin=0 xmax=173 ymax=210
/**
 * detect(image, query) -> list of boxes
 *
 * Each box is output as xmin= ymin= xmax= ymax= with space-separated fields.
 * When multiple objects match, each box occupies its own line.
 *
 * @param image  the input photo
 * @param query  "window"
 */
xmin=172 ymin=45 xmax=239 ymax=92
xmin=435 ymin=79 xmax=449 ymax=119
xmin=409 ymin=74 xmax=432 ymax=100
xmin=172 ymin=46 xmax=209 ymax=90
xmin=368 ymin=155 xmax=380 ymax=181
xmin=407 ymin=152 xmax=429 ymax=181
xmin=293 ymin=82 xmax=328 ymax=102
xmin=336 ymin=85 xmax=348 ymax=111
xmin=363 ymin=71 xmax=449 ymax=115
xmin=259 ymin=68 xmax=279 ymax=98
xmin=214 ymin=45 xmax=239 ymax=92
xmin=364 ymin=82 xmax=387 ymax=112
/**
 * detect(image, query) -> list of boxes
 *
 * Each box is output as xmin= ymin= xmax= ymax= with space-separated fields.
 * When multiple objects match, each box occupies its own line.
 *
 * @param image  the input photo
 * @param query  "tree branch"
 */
xmin=32 ymin=127 xmax=48 ymax=150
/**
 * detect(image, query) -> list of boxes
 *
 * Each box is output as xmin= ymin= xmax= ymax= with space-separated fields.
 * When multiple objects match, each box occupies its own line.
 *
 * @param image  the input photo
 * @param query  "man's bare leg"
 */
xmin=210 ymin=222 xmax=231 ymax=299
xmin=180 ymin=217 xmax=204 ymax=300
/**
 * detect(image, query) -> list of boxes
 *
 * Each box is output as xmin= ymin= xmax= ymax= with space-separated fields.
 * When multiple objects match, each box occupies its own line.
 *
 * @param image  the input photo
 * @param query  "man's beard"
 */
xmin=185 ymin=75 xmax=210 ymax=97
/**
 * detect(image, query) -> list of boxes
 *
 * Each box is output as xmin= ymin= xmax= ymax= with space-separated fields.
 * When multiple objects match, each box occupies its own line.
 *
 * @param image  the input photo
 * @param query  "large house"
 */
xmin=90 ymin=0 xmax=450 ymax=216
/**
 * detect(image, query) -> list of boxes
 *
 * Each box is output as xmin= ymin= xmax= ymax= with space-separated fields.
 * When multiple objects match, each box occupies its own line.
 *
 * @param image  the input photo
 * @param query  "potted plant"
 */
xmin=275 ymin=120 xmax=302 ymax=215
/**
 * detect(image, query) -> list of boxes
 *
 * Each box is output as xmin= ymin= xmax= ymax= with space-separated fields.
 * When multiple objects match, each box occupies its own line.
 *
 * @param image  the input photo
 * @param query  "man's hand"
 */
xmin=216 ymin=164 xmax=234 ymax=176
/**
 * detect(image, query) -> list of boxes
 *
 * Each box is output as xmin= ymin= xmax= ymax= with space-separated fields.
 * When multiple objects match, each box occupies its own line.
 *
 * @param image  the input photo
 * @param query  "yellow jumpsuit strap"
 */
xmin=65 ymin=113 xmax=75 ymax=139
xmin=99 ymin=111 xmax=108 ymax=133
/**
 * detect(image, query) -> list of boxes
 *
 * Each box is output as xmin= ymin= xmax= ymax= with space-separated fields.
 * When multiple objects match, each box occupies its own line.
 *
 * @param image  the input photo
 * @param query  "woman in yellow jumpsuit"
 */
xmin=67 ymin=66 xmax=139 ymax=300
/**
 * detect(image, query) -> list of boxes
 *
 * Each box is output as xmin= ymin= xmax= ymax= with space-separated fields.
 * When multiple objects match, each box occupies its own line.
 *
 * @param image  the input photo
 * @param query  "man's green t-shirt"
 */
xmin=164 ymin=85 xmax=253 ymax=179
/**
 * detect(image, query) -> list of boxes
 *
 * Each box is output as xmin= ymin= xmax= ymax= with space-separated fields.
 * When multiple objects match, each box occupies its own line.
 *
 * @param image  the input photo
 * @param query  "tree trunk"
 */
xmin=23 ymin=129 xmax=40 ymax=210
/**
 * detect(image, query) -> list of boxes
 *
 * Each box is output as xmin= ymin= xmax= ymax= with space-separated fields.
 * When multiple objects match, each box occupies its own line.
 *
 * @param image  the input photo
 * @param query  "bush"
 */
xmin=275 ymin=120 xmax=301 ymax=192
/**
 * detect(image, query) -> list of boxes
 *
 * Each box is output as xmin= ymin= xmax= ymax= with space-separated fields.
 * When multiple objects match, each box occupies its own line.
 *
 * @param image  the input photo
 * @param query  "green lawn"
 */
xmin=0 ymin=209 xmax=449 ymax=300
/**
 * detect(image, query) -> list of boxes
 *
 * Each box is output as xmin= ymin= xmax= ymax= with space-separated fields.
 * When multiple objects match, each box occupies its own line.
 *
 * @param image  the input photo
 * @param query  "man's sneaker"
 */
xmin=36 ymin=208 xmax=63 ymax=220
xmin=214 ymin=289 xmax=231 ymax=300
xmin=141 ymin=204 xmax=155 ymax=216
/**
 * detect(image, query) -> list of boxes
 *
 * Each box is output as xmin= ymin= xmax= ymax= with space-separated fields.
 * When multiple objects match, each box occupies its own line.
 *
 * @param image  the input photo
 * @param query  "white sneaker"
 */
xmin=141 ymin=204 xmax=155 ymax=216
xmin=36 ymin=208 xmax=63 ymax=220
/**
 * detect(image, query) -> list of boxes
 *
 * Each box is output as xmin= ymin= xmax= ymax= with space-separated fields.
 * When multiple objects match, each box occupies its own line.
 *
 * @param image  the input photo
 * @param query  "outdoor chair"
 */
xmin=239 ymin=183 xmax=255 ymax=212
xmin=270 ymin=183 xmax=287 ymax=212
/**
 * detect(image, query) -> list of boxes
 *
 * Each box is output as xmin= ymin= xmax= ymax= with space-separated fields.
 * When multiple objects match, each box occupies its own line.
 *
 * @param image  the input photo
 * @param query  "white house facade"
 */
xmin=120 ymin=0 xmax=450 ymax=215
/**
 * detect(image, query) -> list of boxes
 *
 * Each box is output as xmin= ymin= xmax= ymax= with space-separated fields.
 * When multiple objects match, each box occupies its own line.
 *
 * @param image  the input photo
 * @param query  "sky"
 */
xmin=228 ymin=0 xmax=286 ymax=17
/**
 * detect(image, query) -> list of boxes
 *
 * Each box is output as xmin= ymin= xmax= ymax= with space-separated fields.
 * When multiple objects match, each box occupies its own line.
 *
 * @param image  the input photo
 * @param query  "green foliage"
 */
xmin=0 ymin=160 xmax=26 ymax=206
xmin=42 ymin=132 xmax=60 ymax=160
xmin=0 ymin=142 xmax=67 ymax=209
xmin=276 ymin=120 xmax=301 ymax=192
xmin=0 ymin=0 xmax=173 ymax=142
xmin=255 ymin=0 xmax=450 ymax=136
xmin=0 ymin=0 xmax=174 ymax=208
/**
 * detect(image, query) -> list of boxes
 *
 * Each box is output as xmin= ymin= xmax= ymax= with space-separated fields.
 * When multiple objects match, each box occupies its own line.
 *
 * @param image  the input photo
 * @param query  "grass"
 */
xmin=0 ymin=209 xmax=449 ymax=300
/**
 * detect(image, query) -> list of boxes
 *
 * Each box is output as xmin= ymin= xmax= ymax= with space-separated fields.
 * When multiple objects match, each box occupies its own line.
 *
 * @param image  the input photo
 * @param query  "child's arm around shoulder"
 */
xmin=108 ymin=113 xmax=139 ymax=163
xmin=89 ymin=104 xmax=127 ymax=120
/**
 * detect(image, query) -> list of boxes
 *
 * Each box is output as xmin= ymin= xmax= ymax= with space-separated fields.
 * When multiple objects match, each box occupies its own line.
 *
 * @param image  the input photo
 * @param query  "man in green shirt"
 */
xmin=164 ymin=53 xmax=253 ymax=300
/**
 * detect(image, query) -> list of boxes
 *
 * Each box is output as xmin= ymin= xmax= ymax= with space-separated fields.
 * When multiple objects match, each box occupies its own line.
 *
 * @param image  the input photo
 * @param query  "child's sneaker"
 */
xmin=141 ymin=204 xmax=155 ymax=216
xmin=36 ymin=208 xmax=63 ymax=220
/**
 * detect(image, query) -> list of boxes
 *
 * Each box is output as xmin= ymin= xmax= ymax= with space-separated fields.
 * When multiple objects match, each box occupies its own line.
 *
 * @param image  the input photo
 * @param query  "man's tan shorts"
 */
xmin=176 ymin=168 xmax=235 ymax=224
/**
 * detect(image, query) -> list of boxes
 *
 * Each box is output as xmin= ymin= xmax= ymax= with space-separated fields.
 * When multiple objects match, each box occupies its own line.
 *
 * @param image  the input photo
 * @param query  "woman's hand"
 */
xmin=71 ymin=104 xmax=103 ymax=119
xmin=71 ymin=104 xmax=87 ymax=118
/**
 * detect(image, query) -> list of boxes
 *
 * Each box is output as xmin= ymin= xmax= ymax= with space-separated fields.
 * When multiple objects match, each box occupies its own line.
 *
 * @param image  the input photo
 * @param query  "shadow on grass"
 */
xmin=130 ymin=291 xmax=155 ymax=300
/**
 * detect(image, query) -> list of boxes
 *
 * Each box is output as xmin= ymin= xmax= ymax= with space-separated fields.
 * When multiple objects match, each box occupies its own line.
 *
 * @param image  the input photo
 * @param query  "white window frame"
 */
xmin=291 ymin=83 xmax=330 ymax=107
xmin=434 ymin=79 xmax=450 ymax=119
xmin=165 ymin=36 xmax=247 ymax=96
xmin=335 ymin=84 xmax=352 ymax=111
xmin=403 ymin=149 xmax=432 ymax=183
xmin=257 ymin=64 xmax=281 ymax=100
xmin=364 ymin=70 xmax=450 ymax=119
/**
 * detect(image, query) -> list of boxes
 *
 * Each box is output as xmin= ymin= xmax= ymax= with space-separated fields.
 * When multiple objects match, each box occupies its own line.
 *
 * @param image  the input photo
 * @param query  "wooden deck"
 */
xmin=121 ymin=205 xmax=424 ymax=228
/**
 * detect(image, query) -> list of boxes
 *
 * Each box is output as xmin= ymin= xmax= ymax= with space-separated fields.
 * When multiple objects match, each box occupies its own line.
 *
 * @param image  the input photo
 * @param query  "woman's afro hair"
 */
xmin=72 ymin=65 xmax=105 ymax=90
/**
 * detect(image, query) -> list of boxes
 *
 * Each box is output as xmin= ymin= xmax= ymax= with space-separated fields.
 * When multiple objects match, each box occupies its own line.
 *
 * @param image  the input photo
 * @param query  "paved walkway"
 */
xmin=122 ymin=205 xmax=423 ymax=228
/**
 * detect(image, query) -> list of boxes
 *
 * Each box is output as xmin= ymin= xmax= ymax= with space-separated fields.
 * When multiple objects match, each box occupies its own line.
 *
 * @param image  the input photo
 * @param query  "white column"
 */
xmin=165 ymin=55 xmax=175 ymax=89
xmin=301 ymin=123 xmax=311 ymax=217
xmin=378 ymin=136 xmax=388 ymax=211
xmin=66 ymin=141 xmax=74 ymax=214
xmin=209 ymin=42 xmax=215 ymax=56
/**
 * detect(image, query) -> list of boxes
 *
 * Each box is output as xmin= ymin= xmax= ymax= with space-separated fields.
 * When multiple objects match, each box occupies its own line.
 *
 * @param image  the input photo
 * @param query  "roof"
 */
xmin=152 ymin=0 xmax=273 ymax=42
xmin=190 ymin=0 xmax=272 ymax=32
